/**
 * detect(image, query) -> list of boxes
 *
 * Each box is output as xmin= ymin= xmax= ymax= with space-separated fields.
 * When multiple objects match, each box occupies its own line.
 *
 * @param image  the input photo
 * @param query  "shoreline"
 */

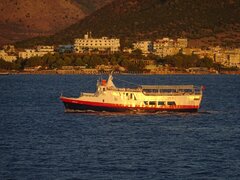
xmin=1 ymin=70 xmax=240 ymax=75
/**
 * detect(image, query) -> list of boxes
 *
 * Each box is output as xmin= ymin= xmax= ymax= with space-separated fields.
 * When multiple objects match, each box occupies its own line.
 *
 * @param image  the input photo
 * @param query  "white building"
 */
xmin=153 ymin=38 xmax=188 ymax=57
xmin=176 ymin=38 xmax=188 ymax=48
xmin=0 ymin=50 xmax=17 ymax=62
xmin=220 ymin=49 xmax=240 ymax=68
xmin=3 ymin=45 xmax=15 ymax=53
xmin=36 ymin=45 xmax=54 ymax=52
xmin=133 ymin=41 xmax=153 ymax=54
xmin=74 ymin=32 xmax=120 ymax=53
xmin=18 ymin=46 xmax=55 ymax=59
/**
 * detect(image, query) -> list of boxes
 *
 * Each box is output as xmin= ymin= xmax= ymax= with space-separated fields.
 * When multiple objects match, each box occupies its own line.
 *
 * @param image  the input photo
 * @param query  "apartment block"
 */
xmin=176 ymin=38 xmax=188 ymax=48
xmin=3 ymin=45 xmax=16 ymax=53
xmin=222 ymin=49 xmax=240 ymax=68
xmin=153 ymin=38 xmax=188 ymax=57
xmin=18 ymin=46 xmax=55 ymax=59
xmin=133 ymin=41 xmax=153 ymax=54
xmin=74 ymin=32 xmax=120 ymax=53
xmin=36 ymin=45 xmax=54 ymax=52
xmin=0 ymin=50 xmax=17 ymax=62
xmin=182 ymin=46 xmax=240 ymax=68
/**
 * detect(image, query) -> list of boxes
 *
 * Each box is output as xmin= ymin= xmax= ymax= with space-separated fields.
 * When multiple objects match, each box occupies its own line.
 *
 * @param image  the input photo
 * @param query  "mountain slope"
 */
xmin=0 ymin=0 xmax=113 ymax=46
xmin=17 ymin=0 xmax=240 ymax=48
xmin=73 ymin=0 xmax=113 ymax=13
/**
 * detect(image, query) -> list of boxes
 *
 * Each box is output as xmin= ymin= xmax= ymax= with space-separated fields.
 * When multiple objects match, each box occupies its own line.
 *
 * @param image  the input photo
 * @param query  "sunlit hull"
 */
xmin=61 ymin=97 xmax=200 ymax=113
xmin=60 ymin=74 xmax=203 ymax=113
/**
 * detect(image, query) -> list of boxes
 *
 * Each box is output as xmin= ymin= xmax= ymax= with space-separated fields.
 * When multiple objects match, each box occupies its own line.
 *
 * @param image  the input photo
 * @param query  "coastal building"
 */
xmin=216 ymin=49 xmax=240 ymax=68
xmin=153 ymin=38 xmax=188 ymax=57
xmin=3 ymin=45 xmax=16 ymax=53
xmin=0 ymin=50 xmax=17 ymax=62
xmin=58 ymin=45 xmax=74 ymax=53
xmin=182 ymin=46 xmax=240 ymax=68
xmin=197 ymin=47 xmax=240 ymax=68
xmin=74 ymin=32 xmax=120 ymax=53
xmin=19 ymin=49 xmax=37 ymax=59
xmin=176 ymin=38 xmax=188 ymax=48
xmin=133 ymin=41 xmax=153 ymax=54
xmin=36 ymin=45 xmax=54 ymax=52
xmin=18 ymin=45 xmax=55 ymax=59
xmin=155 ymin=47 xmax=180 ymax=58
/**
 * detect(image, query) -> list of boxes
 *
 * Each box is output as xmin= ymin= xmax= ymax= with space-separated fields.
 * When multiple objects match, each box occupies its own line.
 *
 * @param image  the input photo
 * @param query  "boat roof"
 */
xmin=141 ymin=85 xmax=195 ymax=90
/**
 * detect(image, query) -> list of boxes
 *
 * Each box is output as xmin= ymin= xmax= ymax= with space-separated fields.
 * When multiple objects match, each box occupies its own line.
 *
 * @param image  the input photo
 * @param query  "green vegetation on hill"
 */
xmin=159 ymin=53 xmax=214 ymax=69
xmin=0 ymin=53 xmax=146 ymax=72
xmin=1 ymin=52 xmax=236 ymax=73
xmin=16 ymin=0 xmax=240 ymax=48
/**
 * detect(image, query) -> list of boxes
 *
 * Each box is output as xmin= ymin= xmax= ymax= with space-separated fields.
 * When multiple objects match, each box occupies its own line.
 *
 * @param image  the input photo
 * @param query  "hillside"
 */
xmin=0 ymin=0 xmax=113 ymax=46
xmin=16 ymin=0 xmax=240 ymax=48
xmin=73 ymin=0 xmax=113 ymax=13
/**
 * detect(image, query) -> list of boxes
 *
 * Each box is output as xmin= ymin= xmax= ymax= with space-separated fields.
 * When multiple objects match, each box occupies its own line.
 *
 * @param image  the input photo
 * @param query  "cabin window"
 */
xmin=144 ymin=101 xmax=148 ymax=105
xmin=103 ymin=88 xmax=105 ymax=91
xmin=126 ymin=93 xmax=128 ymax=96
xmin=133 ymin=95 xmax=137 ymax=100
xmin=130 ymin=93 xmax=133 ymax=99
xmin=167 ymin=101 xmax=176 ymax=106
xmin=149 ymin=101 xmax=156 ymax=105
xmin=160 ymin=89 xmax=176 ymax=93
xmin=184 ymin=89 xmax=193 ymax=93
xmin=158 ymin=101 xmax=165 ymax=106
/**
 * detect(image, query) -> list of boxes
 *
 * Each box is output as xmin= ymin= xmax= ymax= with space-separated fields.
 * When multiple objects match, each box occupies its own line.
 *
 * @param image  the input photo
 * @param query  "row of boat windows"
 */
xmin=122 ymin=93 xmax=176 ymax=106
xmin=144 ymin=101 xmax=176 ymax=106
xmin=123 ymin=93 xmax=137 ymax=100
xmin=143 ymin=89 xmax=194 ymax=93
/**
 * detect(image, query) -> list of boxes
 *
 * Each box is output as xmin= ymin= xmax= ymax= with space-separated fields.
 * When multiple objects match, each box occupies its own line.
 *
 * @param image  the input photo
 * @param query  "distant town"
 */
xmin=0 ymin=32 xmax=240 ymax=74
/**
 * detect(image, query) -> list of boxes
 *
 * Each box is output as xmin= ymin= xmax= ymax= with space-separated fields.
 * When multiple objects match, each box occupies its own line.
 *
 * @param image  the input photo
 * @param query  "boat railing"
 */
xmin=106 ymin=85 xmax=202 ymax=95
xmin=141 ymin=85 xmax=202 ymax=96
xmin=107 ymin=87 xmax=142 ymax=92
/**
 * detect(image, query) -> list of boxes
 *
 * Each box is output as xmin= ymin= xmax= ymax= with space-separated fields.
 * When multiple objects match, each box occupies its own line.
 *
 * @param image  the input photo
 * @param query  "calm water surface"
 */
xmin=0 ymin=74 xmax=240 ymax=179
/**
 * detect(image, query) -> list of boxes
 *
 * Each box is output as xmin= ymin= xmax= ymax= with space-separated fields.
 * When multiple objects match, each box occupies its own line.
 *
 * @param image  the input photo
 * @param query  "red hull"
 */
xmin=60 ymin=97 xmax=199 ymax=113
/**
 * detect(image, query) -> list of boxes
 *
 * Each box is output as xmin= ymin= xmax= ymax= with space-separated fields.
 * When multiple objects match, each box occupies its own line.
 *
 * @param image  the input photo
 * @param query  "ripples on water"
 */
xmin=0 ymin=74 xmax=240 ymax=179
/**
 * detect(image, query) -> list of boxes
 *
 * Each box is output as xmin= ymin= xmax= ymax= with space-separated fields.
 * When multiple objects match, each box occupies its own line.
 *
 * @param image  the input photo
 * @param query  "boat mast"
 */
xmin=106 ymin=73 xmax=116 ymax=88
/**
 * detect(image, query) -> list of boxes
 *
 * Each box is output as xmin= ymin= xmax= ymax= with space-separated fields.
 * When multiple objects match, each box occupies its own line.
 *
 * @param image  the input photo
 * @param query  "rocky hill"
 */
xmin=0 ymin=0 xmax=113 ymax=46
xmin=73 ymin=0 xmax=113 ymax=13
xmin=16 ymin=0 xmax=240 ymax=48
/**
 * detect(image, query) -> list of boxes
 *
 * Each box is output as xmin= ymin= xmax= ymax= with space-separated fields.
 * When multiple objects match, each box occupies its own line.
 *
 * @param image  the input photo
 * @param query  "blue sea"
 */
xmin=0 ymin=74 xmax=239 ymax=179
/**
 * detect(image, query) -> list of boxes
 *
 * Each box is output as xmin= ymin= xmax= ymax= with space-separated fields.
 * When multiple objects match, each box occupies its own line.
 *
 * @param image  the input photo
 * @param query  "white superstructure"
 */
xmin=61 ymin=74 xmax=203 ymax=113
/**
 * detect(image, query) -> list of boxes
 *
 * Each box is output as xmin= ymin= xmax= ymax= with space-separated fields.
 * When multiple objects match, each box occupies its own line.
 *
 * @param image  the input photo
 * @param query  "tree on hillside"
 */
xmin=155 ymin=52 xmax=215 ymax=69
xmin=0 ymin=59 xmax=13 ymax=70
xmin=196 ymin=57 xmax=213 ymax=68
xmin=131 ymin=49 xmax=144 ymax=59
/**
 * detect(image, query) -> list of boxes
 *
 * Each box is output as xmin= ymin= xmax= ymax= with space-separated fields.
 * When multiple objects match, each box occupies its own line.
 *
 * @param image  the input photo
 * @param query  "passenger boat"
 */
xmin=60 ymin=74 xmax=204 ymax=113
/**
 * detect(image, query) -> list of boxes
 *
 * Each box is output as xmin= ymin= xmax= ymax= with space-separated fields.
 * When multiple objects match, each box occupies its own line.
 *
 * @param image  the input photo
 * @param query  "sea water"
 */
xmin=0 ymin=74 xmax=239 ymax=179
